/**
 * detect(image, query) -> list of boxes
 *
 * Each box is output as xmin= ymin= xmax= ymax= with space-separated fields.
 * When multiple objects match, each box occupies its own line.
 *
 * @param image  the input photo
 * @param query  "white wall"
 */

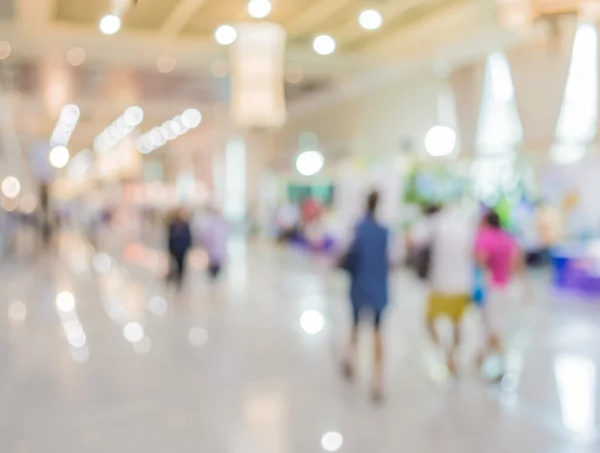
xmin=280 ymin=68 xmax=441 ymax=159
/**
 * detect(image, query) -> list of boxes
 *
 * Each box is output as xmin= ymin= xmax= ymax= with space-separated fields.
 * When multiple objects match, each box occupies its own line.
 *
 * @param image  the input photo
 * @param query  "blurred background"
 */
xmin=2 ymin=0 xmax=600 ymax=452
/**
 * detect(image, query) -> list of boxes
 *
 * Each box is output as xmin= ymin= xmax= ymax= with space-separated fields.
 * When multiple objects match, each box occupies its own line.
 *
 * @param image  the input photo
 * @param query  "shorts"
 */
xmin=207 ymin=263 xmax=222 ymax=280
xmin=427 ymin=292 xmax=471 ymax=323
xmin=352 ymin=305 xmax=385 ymax=330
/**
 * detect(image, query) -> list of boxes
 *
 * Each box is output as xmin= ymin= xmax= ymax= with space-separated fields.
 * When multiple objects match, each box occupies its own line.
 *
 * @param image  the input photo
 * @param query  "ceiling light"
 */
xmin=248 ymin=0 xmax=272 ymax=19
xmin=124 ymin=106 xmax=144 ymax=127
xmin=149 ymin=129 xmax=163 ymax=146
xmin=99 ymin=14 xmax=121 ymax=35
xmin=424 ymin=125 xmax=457 ymax=157
xmin=296 ymin=150 xmax=324 ymax=176
xmin=61 ymin=104 xmax=80 ymax=124
xmin=1 ymin=176 xmax=20 ymax=199
xmin=49 ymin=145 xmax=70 ymax=168
xmin=215 ymin=25 xmax=237 ymax=45
xmin=0 ymin=41 xmax=11 ymax=60
xmin=156 ymin=55 xmax=176 ymax=74
xmin=161 ymin=122 xmax=176 ymax=140
xmin=137 ymin=109 xmax=201 ymax=154
xmin=67 ymin=47 xmax=86 ymax=66
xmin=359 ymin=9 xmax=382 ymax=30
xmin=169 ymin=119 xmax=183 ymax=136
xmin=181 ymin=109 xmax=202 ymax=128
xmin=313 ymin=35 xmax=336 ymax=55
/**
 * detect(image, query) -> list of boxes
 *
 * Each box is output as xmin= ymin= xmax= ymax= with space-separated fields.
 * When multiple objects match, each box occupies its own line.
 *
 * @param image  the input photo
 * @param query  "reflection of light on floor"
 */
xmin=147 ymin=296 xmax=168 ymax=316
xmin=321 ymin=432 xmax=344 ymax=452
xmin=54 ymin=291 xmax=89 ymax=363
xmin=423 ymin=348 xmax=450 ymax=384
xmin=300 ymin=310 xmax=324 ymax=335
xmin=56 ymin=291 xmax=76 ymax=313
xmin=555 ymin=353 xmax=597 ymax=440
xmin=71 ymin=346 xmax=90 ymax=363
xmin=68 ymin=252 xmax=90 ymax=275
xmin=228 ymin=264 xmax=248 ymax=292
xmin=227 ymin=236 xmax=247 ymax=259
xmin=8 ymin=300 xmax=27 ymax=325
xmin=243 ymin=390 xmax=287 ymax=453
xmin=188 ymin=327 xmax=208 ymax=347
xmin=123 ymin=322 xmax=144 ymax=343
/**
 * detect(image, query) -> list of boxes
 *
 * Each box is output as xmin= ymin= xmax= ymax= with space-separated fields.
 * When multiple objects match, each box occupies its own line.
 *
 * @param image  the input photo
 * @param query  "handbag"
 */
xmin=339 ymin=248 xmax=357 ymax=273
xmin=414 ymin=245 xmax=431 ymax=280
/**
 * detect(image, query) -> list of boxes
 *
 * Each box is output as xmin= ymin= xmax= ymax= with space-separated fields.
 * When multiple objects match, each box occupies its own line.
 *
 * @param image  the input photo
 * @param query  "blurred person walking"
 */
xmin=167 ymin=208 xmax=193 ymax=290
xmin=199 ymin=206 xmax=228 ymax=281
xmin=411 ymin=203 xmax=476 ymax=376
xmin=340 ymin=191 xmax=390 ymax=401
xmin=475 ymin=209 xmax=522 ymax=374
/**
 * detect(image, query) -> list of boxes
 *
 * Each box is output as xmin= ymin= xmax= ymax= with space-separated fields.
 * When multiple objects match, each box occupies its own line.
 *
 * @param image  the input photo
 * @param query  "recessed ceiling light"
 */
xmin=215 ymin=25 xmax=237 ymax=45
xmin=181 ymin=109 xmax=202 ymax=128
xmin=67 ymin=47 xmax=86 ymax=66
xmin=124 ymin=106 xmax=144 ymax=127
xmin=313 ymin=35 xmax=336 ymax=55
xmin=248 ymin=0 xmax=272 ymax=19
xmin=359 ymin=9 xmax=382 ymax=30
xmin=0 ymin=41 xmax=11 ymax=60
xmin=99 ymin=14 xmax=121 ymax=35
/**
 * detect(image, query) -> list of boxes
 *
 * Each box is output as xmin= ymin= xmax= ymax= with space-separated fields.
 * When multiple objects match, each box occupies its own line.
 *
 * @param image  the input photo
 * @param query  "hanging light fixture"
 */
xmin=230 ymin=22 xmax=287 ymax=128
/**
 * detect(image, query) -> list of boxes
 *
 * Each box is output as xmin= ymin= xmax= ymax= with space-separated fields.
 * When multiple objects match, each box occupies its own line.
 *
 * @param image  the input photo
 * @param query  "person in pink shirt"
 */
xmin=475 ymin=210 xmax=522 ymax=367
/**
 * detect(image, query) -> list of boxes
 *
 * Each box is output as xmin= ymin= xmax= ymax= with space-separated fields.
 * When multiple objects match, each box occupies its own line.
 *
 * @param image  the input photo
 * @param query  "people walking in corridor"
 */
xmin=199 ymin=206 xmax=228 ymax=281
xmin=411 ymin=203 xmax=475 ymax=376
xmin=340 ymin=191 xmax=389 ymax=402
xmin=475 ymin=209 xmax=522 ymax=375
xmin=167 ymin=209 xmax=193 ymax=290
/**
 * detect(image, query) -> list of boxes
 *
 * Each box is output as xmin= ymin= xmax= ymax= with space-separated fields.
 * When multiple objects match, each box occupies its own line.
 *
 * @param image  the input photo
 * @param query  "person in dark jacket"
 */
xmin=341 ymin=191 xmax=389 ymax=402
xmin=167 ymin=208 xmax=193 ymax=290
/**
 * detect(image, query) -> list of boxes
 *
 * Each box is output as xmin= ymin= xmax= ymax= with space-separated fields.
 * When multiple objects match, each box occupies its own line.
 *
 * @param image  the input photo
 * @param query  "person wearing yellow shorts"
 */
xmin=411 ymin=203 xmax=476 ymax=376
xmin=426 ymin=293 xmax=471 ymax=374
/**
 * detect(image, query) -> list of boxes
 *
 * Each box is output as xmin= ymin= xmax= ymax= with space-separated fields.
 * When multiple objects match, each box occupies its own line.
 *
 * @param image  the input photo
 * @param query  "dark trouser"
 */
xmin=352 ymin=304 xmax=385 ymax=330
xmin=170 ymin=252 xmax=188 ymax=288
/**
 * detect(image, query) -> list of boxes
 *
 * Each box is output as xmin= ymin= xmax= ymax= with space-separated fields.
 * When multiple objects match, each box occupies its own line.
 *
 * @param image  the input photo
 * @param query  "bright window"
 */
xmin=551 ymin=23 xmax=598 ymax=164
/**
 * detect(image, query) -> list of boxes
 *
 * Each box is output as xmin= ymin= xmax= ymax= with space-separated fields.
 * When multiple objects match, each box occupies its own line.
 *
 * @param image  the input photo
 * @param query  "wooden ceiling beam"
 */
xmin=286 ymin=0 xmax=354 ymax=39
xmin=333 ymin=0 xmax=431 ymax=47
xmin=362 ymin=0 xmax=492 ymax=55
xmin=16 ymin=0 xmax=56 ymax=29
xmin=160 ymin=0 xmax=208 ymax=37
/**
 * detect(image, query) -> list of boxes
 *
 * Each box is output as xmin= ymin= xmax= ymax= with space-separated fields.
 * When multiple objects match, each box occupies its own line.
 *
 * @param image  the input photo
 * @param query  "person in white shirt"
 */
xmin=411 ymin=203 xmax=476 ymax=375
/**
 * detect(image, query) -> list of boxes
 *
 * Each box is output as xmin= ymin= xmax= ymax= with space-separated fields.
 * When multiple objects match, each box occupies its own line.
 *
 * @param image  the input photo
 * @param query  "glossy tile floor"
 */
xmin=1 ymin=232 xmax=600 ymax=452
